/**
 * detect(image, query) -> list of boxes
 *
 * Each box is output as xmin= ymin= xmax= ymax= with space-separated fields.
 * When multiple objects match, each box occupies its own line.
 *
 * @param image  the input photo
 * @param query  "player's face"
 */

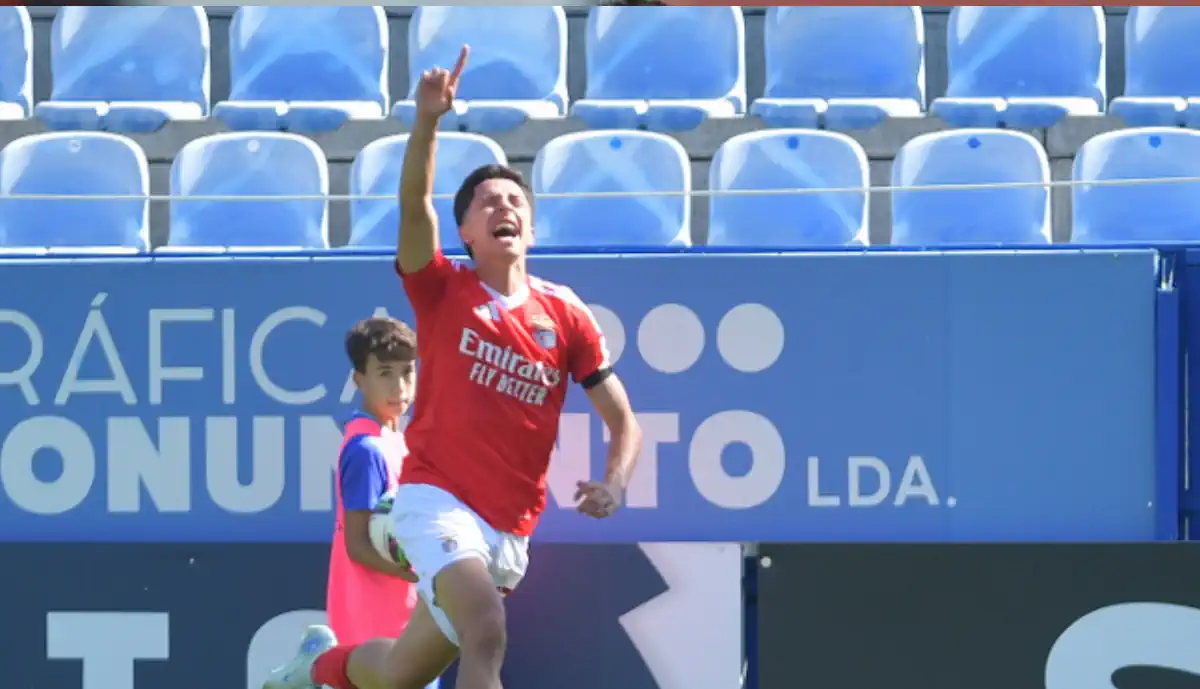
xmin=357 ymin=355 xmax=416 ymax=420
xmin=459 ymin=177 xmax=534 ymax=261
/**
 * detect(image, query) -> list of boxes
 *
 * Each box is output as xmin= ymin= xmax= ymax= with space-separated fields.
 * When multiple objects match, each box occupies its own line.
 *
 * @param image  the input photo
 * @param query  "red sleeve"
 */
xmin=562 ymin=289 xmax=613 ymax=387
xmin=395 ymin=250 xmax=460 ymax=317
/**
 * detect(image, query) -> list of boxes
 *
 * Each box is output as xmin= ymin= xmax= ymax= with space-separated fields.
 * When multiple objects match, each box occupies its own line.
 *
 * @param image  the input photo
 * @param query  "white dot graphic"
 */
xmin=587 ymin=304 xmax=625 ymax=365
xmin=638 ymin=304 xmax=705 ymax=374
xmin=717 ymin=304 xmax=785 ymax=373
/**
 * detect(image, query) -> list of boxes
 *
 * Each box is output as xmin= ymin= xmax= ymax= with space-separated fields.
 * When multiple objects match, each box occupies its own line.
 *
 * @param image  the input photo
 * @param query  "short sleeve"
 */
xmin=563 ymin=290 xmax=613 ymax=387
xmin=338 ymin=438 xmax=389 ymax=511
xmin=396 ymin=250 xmax=463 ymax=318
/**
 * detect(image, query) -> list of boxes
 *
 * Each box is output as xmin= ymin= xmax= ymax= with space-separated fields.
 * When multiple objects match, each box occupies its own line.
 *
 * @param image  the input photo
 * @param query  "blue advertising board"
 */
xmin=0 ymin=250 xmax=1161 ymax=542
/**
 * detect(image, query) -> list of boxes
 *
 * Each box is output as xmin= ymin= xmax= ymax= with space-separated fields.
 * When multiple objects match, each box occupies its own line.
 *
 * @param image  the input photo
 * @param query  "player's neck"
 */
xmin=475 ymin=258 xmax=528 ymax=297
xmin=363 ymin=405 xmax=400 ymax=431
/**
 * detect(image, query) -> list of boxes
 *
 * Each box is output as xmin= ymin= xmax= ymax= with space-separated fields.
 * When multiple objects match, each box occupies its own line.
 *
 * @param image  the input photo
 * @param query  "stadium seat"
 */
xmin=348 ymin=133 xmax=507 ymax=250
xmin=533 ymin=131 xmax=690 ymax=247
xmin=572 ymin=6 xmax=745 ymax=132
xmin=0 ymin=132 xmax=149 ymax=253
xmin=750 ymin=7 xmax=924 ymax=131
xmin=392 ymin=7 xmax=567 ymax=132
xmin=891 ymin=130 xmax=1051 ymax=246
xmin=708 ymin=130 xmax=869 ymax=247
xmin=36 ymin=7 xmax=209 ymax=133
xmin=1110 ymin=8 xmax=1200 ymax=127
xmin=1072 ymin=128 xmax=1200 ymax=243
xmin=214 ymin=7 xmax=388 ymax=133
xmin=0 ymin=6 xmax=31 ymax=120
xmin=168 ymin=132 xmax=329 ymax=249
xmin=932 ymin=7 xmax=1106 ymax=128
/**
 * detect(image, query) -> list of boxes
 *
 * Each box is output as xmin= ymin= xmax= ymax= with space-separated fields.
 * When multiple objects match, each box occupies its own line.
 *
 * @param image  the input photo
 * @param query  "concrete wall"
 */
xmin=13 ymin=6 xmax=1136 ymax=248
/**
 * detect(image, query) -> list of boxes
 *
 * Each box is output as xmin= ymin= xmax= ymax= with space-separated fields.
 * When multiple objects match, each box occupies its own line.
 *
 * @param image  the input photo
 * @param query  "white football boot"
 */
xmin=262 ymin=624 xmax=338 ymax=689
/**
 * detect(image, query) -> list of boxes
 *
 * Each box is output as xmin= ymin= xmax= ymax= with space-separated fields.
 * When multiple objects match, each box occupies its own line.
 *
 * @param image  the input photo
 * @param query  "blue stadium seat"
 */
xmin=35 ymin=7 xmax=209 ymax=133
xmin=932 ymin=7 xmax=1105 ymax=128
xmin=1072 ymin=128 xmax=1200 ymax=243
xmin=891 ymin=130 xmax=1051 ymax=246
xmin=533 ymin=131 xmax=690 ymax=247
xmin=168 ymin=133 xmax=328 ymax=249
xmin=751 ymin=7 xmax=924 ymax=131
xmin=572 ymin=7 xmax=745 ymax=132
xmin=0 ymin=133 xmax=149 ymax=252
xmin=709 ymin=130 xmax=869 ymax=247
xmin=214 ymin=7 xmax=388 ymax=133
xmin=1110 ymin=8 xmax=1200 ymax=127
xmin=349 ymin=133 xmax=507 ymax=250
xmin=0 ymin=7 xmax=31 ymax=120
xmin=392 ymin=7 xmax=567 ymax=133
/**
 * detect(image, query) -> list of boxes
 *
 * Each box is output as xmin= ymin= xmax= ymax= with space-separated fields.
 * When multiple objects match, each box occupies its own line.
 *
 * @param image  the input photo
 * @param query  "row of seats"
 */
xmin=5 ymin=6 xmax=1200 ymax=133
xmin=0 ymin=127 xmax=1195 ymax=251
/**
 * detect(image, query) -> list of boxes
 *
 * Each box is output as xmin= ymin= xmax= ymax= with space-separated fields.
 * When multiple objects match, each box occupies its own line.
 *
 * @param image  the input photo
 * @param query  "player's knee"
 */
xmin=457 ymin=598 xmax=506 ymax=658
xmin=434 ymin=558 xmax=507 ymax=658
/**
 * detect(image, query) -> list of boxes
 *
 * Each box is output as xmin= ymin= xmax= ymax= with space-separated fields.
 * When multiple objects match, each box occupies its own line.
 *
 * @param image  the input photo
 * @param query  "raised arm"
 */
xmin=397 ymin=45 xmax=470 ymax=275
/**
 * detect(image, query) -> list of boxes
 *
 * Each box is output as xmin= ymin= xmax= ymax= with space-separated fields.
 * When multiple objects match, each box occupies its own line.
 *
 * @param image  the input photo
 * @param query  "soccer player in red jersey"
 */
xmin=264 ymin=45 xmax=643 ymax=689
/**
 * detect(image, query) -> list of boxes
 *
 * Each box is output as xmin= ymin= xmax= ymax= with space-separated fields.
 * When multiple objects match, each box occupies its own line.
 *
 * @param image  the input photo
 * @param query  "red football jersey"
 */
xmin=397 ymin=251 xmax=612 ymax=536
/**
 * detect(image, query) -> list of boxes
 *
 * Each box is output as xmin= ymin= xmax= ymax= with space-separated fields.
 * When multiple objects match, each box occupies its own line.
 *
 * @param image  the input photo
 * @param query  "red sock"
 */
xmin=311 ymin=644 xmax=359 ymax=689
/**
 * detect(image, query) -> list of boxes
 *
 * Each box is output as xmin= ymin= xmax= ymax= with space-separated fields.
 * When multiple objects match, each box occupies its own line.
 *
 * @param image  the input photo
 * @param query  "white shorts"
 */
xmin=390 ymin=483 xmax=530 ymax=645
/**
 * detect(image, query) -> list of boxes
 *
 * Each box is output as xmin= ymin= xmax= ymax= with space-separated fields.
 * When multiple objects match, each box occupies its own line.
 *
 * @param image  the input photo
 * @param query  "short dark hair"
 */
xmin=453 ymin=164 xmax=534 ymax=260
xmin=345 ymin=318 xmax=416 ymax=374
xmin=453 ymin=164 xmax=534 ymax=226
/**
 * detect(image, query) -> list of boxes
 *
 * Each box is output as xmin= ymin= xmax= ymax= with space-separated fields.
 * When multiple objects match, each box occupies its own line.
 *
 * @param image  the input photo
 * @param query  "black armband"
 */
xmin=580 ymin=366 xmax=614 ymax=390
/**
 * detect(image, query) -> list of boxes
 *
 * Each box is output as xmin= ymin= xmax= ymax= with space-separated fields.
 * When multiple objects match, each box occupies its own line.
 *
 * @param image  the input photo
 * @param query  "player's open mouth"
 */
xmin=492 ymin=224 xmax=519 ymax=239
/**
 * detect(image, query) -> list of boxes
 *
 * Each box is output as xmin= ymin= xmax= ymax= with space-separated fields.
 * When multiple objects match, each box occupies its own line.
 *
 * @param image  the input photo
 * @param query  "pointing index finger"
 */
xmin=450 ymin=45 xmax=470 ymax=84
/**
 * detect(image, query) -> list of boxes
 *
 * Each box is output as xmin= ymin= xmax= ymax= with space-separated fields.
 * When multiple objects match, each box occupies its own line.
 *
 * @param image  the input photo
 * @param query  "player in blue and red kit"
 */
xmin=327 ymin=318 xmax=421 ymax=647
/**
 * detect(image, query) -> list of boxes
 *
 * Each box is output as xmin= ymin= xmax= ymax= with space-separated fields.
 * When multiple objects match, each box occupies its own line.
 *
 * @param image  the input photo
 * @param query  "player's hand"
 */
xmin=575 ymin=480 xmax=622 ymax=519
xmin=415 ymin=45 xmax=469 ymax=118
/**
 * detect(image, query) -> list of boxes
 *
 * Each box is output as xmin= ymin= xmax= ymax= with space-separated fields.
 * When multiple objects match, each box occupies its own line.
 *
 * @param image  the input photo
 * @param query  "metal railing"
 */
xmin=0 ymin=174 xmax=1198 ymax=202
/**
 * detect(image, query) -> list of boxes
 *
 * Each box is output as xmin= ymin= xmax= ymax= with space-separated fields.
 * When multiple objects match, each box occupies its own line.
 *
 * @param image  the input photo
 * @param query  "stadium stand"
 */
xmin=1072 ymin=128 xmax=1200 ymax=244
xmin=349 ymin=132 xmax=507 ymax=249
xmin=0 ymin=6 xmax=1189 ymax=249
xmin=932 ymin=6 xmax=1107 ymax=128
xmin=394 ymin=7 xmax=568 ymax=132
xmin=1110 ymin=7 xmax=1200 ymax=128
xmin=214 ymin=6 xmax=388 ymax=133
xmin=891 ymin=129 xmax=1051 ymax=246
xmin=532 ymin=130 xmax=691 ymax=247
xmin=572 ymin=5 xmax=745 ymax=132
xmin=708 ymin=129 xmax=869 ymax=247
xmin=751 ymin=7 xmax=925 ymax=131
xmin=36 ymin=7 xmax=209 ymax=133
xmin=168 ymin=132 xmax=329 ymax=249
xmin=0 ymin=6 xmax=31 ymax=121
xmin=0 ymin=132 xmax=149 ymax=253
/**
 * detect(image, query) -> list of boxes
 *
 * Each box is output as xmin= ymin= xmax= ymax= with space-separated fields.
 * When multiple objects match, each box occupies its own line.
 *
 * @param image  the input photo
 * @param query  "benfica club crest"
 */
xmin=531 ymin=315 xmax=557 ymax=350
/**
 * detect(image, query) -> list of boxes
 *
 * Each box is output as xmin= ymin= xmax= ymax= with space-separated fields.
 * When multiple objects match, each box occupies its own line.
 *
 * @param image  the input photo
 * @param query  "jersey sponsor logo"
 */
xmin=459 ymin=327 xmax=563 ymax=407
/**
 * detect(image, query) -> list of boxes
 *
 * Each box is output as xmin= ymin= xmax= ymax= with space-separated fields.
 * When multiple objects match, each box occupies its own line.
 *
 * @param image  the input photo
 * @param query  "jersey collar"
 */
xmin=480 ymin=279 xmax=530 ymax=311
